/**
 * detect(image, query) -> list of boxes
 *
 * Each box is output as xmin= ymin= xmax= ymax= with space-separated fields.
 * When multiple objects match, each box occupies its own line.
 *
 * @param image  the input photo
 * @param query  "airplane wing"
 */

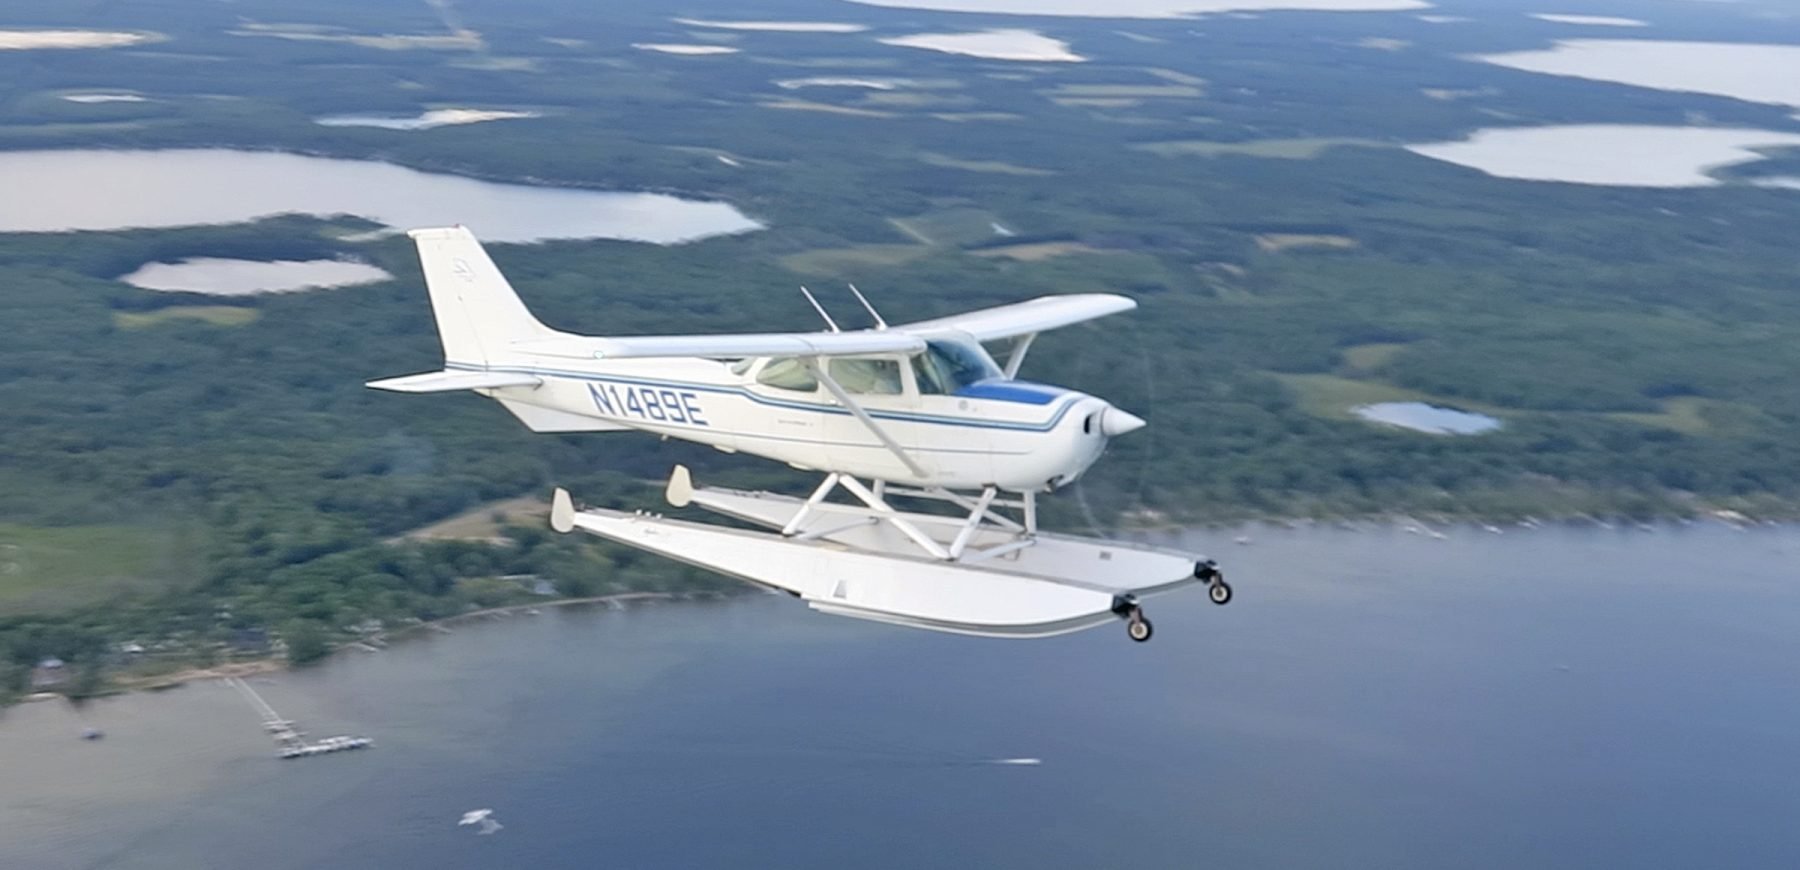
xmin=512 ymin=330 xmax=925 ymax=360
xmin=894 ymin=293 xmax=1135 ymax=342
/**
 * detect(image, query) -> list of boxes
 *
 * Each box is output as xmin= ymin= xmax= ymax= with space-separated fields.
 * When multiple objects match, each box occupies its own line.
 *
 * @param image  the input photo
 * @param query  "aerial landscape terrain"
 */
xmin=1 ymin=0 xmax=1799 ymax=866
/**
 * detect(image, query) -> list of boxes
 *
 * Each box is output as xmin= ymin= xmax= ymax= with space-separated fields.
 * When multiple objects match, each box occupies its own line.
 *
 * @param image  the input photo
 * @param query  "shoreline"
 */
xmin=81 ymin=592 xmax=685 ymax=699
xmin=9 ymin=514 xmax=1790 ymax=708
xmin=1107 ymin=508 xmax=1784 ymax=537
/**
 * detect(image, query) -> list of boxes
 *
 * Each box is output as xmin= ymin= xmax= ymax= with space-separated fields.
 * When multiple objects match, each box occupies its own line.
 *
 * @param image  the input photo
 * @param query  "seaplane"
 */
xmin=369 ymin=226 xmax=1230 ymax=642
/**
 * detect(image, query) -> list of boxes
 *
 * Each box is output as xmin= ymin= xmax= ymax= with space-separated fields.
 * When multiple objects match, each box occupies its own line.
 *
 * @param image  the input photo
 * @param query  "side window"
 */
xmin=756 ymin=358 xmax=817 ymax=392
xmin=915 ymin=341 xmax=1001 ymax=393
xmin=929 ymin=340 xmax=999 ymax=389
xmin=827 ymin=358 xmax=902 ymax=395
xmin=912 ymin=355 xmax=948 ymax=395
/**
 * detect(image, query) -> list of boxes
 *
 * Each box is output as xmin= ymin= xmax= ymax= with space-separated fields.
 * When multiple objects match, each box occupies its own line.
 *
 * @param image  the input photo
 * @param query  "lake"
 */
xmin=1407 ymin=125 xmax=1800 ymax=187
xmin=879 ymin=30 xmax=1087 ymax=63
xmin=672 ymin=18 xmax=869 ymax=33
xmin=633 ymin=43 xmax=741 ymax=55
xmin=3 ymin=524 xmax=1798 ymax=869
xmin=0 ymin=149 xmax=762 ymax=244
xmin=0 ymin=30 xmax=151 ymax=50
xmin=1355 ymin=401 xmax=1501 ymax=434
xmin=314 ymin=109 xmax=540 ymax=130
xmin=120 ymin=258 xmax=394 ymax=295
xmin=844 ymin=0 xmax=1428 ymax=16
xmin=1525 ymin=14 xmax=1647 ymax=28
xmin=1474 ymin=40 xmax=1800 ymax=112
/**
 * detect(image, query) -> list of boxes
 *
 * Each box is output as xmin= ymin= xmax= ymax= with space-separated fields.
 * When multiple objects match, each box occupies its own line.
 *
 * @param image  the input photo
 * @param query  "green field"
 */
xmin=1339 ymin=342 xmax=1408 ymax=372
xmin=1132 ymin=137 xmax=1388 ymax=159
xmin=0 ymin=524 xmax=197 ymax=615
xmin=1044 ymin=84 xmax=1204 ymax=98
xmin=1607 ymin=397 xmax=1725 ymax=437
xmin=1273 ymin=373 xmax=1512 ymax=424
xmin=891 ymin=209 xmax=1012 ymax=247
xmin=779 ymin=243 xmax=933 ymax=276
xmin=916 ymin=152 xmax=1055 ymax=176
xmin=114 ymin=306 xmax=261 ymax=329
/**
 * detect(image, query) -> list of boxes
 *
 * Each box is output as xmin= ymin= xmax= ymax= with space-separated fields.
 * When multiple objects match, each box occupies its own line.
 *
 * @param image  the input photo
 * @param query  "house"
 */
xmin=502 ymin=573 xmax=557 ymax=596
xmin=30 ymin=657 xmax=67 ymax=690
xmin=229 ymin=627 xmax=271 ymax=656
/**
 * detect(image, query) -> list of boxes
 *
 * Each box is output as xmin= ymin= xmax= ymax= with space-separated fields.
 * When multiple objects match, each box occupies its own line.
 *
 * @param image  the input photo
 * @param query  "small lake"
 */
xmin=1474 ymin=40 xmax=1800 ymax=111
xmin=673 ymin=18 xmax=868 ymax=33
xmin=1525 ymin=14 xmax=1647 ymax=27
xmin=0 ymin=149 xmax=763 ymax=244
xmin=315 ymin=109 xmax=540 ymax=130
xmin=1355 ymin=401 xmax=1501 ymax=434
xmin=632 ymin=43 xmax=740 ymax=55
xmin=1406 ymin=125 xmax=1800 ymax=187
xmin=846 ymin=0 xmax=1428 ymax=16
xmin=879 ymin=29 xmax=1086 ymax=63
xmin=63 ymin=93 xmax=147 ymax=103
xmin=0 ymin=29 xmax=150 ymax=50
xmin=120 ymin=258 xmax=394 ymax=295
xmin=776 ymin=77 xmax=908 ymax=90
xmin=3 ymin=524 xmax=1797 ymax=869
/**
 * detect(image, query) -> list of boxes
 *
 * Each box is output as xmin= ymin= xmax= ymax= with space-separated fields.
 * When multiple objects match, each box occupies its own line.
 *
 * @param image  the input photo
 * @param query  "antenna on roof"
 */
xmin=799 ymin=286 xmax=841 ymax=332
xmin=847 ymin=284 xmax=888 ymax=330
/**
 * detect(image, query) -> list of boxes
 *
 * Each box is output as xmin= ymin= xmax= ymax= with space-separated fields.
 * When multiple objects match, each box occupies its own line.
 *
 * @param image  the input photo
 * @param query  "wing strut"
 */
xmin=802 ymin=357 xmax=928 ymax=479
xmin=799 ymin=287 xmax=841 ymax=332
xmin=776 ymin=471 xmax=950 ymax=559
xmin=681 ymin=464 xmax=1042 ymax=564
xmin=848 ymin=284 xmax=888 ymax=330
xmin=782 ymin=473 xmax=842 ymax=537
xmin=1002 ymin=333 xmax=1037 ymax=379
xmin=837 ymin=476 xmax=951 ymax=559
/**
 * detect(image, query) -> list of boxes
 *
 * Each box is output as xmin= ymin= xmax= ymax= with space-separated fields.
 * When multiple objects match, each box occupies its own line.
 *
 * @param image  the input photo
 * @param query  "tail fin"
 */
xmin=409 ymin=226 xmax=556 ymax=365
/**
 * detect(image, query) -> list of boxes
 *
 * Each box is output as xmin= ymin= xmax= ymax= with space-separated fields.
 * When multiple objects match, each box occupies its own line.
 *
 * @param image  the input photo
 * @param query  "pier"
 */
xmin=223 ymin=676 xmax=373 ymax=760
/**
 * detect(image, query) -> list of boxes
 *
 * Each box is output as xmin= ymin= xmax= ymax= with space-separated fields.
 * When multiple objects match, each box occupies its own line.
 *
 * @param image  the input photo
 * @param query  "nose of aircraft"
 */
xmin=1100 ymin=406 xmax=1147 ymax=437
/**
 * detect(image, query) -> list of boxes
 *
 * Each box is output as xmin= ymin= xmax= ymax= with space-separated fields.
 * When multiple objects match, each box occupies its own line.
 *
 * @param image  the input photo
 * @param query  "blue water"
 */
xmin=1355 ymin=402 xmax=1502 ymax=435
xmin=4 ymin=524 xmax=1798 ymax=869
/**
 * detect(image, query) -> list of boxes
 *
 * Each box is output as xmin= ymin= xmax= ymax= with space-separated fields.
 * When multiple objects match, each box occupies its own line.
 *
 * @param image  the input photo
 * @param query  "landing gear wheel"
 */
xmin=1208 ymin=581 xmax=1233 ymax=606
xmin=1127 ymin=616 xmax=1153 ymax=643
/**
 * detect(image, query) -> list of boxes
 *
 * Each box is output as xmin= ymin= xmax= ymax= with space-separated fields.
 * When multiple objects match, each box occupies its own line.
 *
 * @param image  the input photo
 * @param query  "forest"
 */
xmin=3 ymin=0 xmax=1800 ymax=701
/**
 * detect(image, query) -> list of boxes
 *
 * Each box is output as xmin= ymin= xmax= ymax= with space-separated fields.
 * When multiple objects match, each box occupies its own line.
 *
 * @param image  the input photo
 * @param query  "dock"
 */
xmin=223 ymin=675 xmax=373 ymax=760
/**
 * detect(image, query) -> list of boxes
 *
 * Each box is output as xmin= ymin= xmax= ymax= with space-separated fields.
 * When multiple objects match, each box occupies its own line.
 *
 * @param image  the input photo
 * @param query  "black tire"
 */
xmin=1209 ymin=582 xmax=1232 ymax=606
xmin=1127 ymin=617 xmax=1153 ymax=642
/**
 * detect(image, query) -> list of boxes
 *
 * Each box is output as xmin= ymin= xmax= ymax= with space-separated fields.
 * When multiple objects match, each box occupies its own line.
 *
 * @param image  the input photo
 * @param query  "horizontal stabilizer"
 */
xmin=365 ymin=370 xmax=541 ymax=393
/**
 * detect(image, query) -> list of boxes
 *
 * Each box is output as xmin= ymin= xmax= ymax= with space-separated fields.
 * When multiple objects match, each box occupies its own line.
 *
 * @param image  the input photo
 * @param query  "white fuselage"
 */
xmin=460 ymin=346 xmax=1115 ymax=492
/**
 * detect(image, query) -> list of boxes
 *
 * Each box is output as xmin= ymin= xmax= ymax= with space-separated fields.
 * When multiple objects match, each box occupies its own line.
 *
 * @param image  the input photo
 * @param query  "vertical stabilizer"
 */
xmin=409 ymin=226 xmax=555 ymax=365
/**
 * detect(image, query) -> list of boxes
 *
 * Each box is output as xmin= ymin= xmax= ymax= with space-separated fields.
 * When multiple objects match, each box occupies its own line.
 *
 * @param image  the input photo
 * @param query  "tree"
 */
xmin=281 ymin=619 xmax=330 ymax=665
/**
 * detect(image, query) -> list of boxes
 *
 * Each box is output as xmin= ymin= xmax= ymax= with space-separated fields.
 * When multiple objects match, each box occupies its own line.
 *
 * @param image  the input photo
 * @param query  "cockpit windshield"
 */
xmin=912 ymin=338 xmax=1002 ymax=395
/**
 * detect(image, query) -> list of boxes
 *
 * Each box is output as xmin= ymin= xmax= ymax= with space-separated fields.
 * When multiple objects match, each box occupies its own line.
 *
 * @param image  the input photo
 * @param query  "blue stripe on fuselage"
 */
xmin=445 ymin=362 xmax=1079 ymax=432
xmin=953 ymin=379 xmax=1067 ymax=406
